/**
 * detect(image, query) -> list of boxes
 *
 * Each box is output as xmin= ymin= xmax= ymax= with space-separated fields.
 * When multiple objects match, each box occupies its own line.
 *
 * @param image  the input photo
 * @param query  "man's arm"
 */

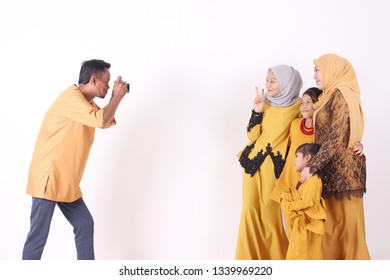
xmin=102 ymin=76 xmax=128 ymax=126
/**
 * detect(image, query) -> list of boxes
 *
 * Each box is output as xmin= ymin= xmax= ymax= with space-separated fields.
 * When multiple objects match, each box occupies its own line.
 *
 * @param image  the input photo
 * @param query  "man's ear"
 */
xmin=90 ymin=76 xmax=97 ymax=86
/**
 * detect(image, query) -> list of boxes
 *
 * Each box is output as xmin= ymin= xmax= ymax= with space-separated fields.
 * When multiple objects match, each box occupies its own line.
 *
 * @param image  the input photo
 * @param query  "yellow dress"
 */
xmin=236 ymin=101 xmax=300 ymax=260
xmin=280 ymin=175 xmax=327 ymax=260
xmin=270 ymin=117 xmax=315 ymax=236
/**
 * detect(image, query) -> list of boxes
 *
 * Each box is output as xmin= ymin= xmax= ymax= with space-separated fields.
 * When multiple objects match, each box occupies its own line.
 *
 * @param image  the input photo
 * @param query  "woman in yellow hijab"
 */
xmin=300 ymin=54 xmax=370 ymax=259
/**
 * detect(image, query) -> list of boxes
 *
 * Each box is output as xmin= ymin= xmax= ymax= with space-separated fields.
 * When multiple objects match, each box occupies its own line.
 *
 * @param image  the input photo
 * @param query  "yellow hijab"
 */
xmin=313 ymin=54 xmax=364 ymax=148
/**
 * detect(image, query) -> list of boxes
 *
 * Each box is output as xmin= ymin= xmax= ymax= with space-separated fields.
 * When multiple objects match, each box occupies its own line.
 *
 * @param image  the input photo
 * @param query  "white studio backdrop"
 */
xmin=0 ymin=0 xmax=389 ymax=260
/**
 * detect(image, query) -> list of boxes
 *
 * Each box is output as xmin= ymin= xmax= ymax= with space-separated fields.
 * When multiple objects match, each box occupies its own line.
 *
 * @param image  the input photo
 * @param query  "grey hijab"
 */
xmin=263 ymin=65 xmax=302 ymax=106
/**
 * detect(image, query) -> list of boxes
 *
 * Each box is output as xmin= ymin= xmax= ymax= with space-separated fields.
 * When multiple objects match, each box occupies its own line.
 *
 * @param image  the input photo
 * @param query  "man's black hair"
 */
xmin=78 ymin=59 xmax=111 ymax=85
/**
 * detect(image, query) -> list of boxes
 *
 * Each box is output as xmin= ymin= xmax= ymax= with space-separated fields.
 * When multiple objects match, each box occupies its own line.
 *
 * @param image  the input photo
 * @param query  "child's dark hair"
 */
xmin=295 ymin=143 xmax=321 ymax=157
xmin=302 ymin=87 xmax=322 ymax=103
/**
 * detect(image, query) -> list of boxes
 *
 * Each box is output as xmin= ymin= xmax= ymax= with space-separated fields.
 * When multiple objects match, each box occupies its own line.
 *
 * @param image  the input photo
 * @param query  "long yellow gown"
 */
xmin=236 ymin=101 xmax=300 ymax=260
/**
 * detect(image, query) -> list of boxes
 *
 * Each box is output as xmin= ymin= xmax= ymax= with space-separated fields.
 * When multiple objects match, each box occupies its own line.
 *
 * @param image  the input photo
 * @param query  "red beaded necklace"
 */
xmin=300 ymin=118 xmax=314 ymax=135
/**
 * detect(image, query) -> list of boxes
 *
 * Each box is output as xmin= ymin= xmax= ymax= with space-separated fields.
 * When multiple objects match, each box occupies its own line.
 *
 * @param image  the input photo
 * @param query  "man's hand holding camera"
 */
xmin=112 ymin=76 xmax=130 ymax=98
xmin=103 ymin=75 xmax=129 ymax=125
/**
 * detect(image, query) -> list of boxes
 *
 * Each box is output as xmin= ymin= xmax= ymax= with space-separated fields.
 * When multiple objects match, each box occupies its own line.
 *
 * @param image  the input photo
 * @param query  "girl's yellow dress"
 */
xmin=280 ymin=175 xmax=327 ymax=260
xmin=270 ymin=117 xmax=315 ymax=237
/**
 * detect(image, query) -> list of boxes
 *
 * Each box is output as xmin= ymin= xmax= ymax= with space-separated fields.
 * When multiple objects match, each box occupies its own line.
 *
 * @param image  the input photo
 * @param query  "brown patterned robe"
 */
xmin=310 ymin=90 xmax=366 ymax=200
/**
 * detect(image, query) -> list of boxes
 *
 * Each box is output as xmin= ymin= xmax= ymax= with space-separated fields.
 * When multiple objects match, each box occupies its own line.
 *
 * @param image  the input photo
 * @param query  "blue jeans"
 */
xmin=22 ymin=197 xmax=94 ymax=260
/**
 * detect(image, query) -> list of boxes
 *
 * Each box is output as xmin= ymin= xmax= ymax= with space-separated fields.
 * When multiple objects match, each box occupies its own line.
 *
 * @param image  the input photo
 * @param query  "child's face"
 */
xmin=266 ymin=71 xmax=280 ymax=97
xmin=300 ymin=94 xmax=315 ymax=119
xmin=294 ymin=152 xmax=308 ymax=172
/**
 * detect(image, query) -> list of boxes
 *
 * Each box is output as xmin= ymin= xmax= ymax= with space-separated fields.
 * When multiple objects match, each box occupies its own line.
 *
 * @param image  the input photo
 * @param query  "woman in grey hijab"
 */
xmin=263 ymin=65 xmax=302 ymax=106
xmin=236 ymin=65 xmax=302 ymax=260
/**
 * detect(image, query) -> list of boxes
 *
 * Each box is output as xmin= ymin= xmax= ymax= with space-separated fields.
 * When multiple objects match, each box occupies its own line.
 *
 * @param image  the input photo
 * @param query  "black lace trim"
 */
xmin=321 ymin=188 xmax=366 ymax=200
xmin=319 ymin=171 xmax=367 ymax=200
xmin=239 ymin=142 xmax=286 ymax=178
xmin=247 ymin=110 xmax=263 ymax=132
xmin=239 ymin=141 xmax=267 ymax=176
xmin=269 ymin=145 xmax=285 ymax=179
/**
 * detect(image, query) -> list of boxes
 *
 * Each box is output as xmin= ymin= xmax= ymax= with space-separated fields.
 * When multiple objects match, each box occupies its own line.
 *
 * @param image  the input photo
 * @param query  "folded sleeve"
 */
xmin=61 ymin=91 xmax=115 ymax=128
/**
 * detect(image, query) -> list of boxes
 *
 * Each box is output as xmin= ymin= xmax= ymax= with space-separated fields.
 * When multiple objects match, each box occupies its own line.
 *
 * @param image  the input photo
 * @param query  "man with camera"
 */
xmin=22 ymin=59 xmax=129 ymax=260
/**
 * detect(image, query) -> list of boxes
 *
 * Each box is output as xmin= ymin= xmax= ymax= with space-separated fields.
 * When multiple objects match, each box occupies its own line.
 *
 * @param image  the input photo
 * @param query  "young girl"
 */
xmin=270 ymin=88 xmax=322 ymax=211
xmin=279 ymin=143 xmax=326 ymax=260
